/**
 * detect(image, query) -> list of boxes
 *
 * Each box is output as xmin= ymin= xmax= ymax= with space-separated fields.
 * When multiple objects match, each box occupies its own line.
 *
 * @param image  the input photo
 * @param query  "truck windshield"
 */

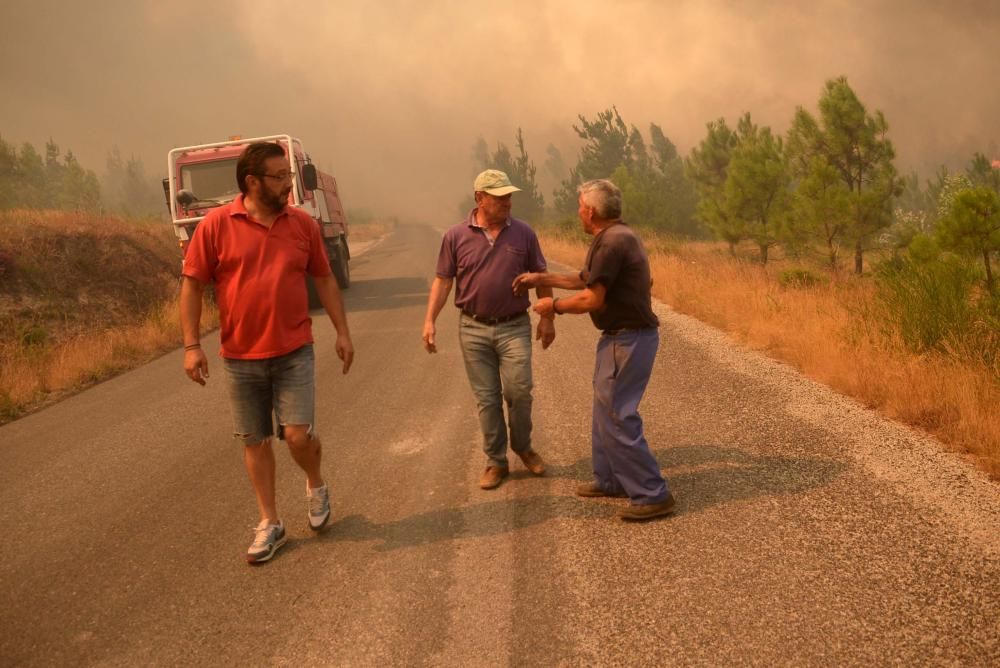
xmin=180 ymin=159 xmax=241 ymax=203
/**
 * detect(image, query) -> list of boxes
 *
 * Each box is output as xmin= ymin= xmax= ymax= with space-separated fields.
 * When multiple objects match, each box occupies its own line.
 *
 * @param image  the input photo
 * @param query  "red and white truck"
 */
xmin=163 ymin=134 xmax=351 ymax=288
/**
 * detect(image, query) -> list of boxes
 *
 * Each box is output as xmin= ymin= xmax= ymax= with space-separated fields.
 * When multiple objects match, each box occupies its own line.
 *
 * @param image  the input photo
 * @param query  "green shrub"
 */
xmin=19 ymin=324 xmax=47 ymax=347
xmin=778 ymin=268 xmax=825 ymax=289
xmin=874 ymin=252 xmax=982 ymax=353
xmin=0 ymin=392 xmax=18 ymax=423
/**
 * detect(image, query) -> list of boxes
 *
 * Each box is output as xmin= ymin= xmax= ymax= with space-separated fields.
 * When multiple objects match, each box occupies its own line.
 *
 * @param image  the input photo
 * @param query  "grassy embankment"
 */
xmin=0 ymin=209 xmax=217 ymax=423
xmin=538 ymin=230 xmax=1000 ymax=480
xmin=0 ymin=210 xmax=392 ymax=425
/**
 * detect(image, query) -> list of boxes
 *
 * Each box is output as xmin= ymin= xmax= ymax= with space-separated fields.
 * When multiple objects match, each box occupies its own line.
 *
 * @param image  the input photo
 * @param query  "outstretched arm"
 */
xmin=513 ymin=271 xmax=585 ymax=294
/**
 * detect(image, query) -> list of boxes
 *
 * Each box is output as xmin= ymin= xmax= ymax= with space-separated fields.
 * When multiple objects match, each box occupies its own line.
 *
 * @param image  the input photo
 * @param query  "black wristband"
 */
xmin=184 ymin=343 xmax=201 ymax=351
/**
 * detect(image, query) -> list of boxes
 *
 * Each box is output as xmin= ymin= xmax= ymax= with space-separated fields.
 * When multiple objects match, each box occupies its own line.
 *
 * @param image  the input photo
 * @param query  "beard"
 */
xmin=260 ymin=187 xmax=290 ymax=213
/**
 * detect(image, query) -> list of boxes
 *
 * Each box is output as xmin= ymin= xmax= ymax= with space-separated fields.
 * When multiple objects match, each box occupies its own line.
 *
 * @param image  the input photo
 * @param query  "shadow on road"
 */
xmin=543 ymin=444 xmax=845 ymax=514
xmin=660 ymin=444 xmax=845 ymax=514
xmin=281 ymin=444 xmax=844 ymax=553
xmin=327 ymin=276 xmax=430 ymax=313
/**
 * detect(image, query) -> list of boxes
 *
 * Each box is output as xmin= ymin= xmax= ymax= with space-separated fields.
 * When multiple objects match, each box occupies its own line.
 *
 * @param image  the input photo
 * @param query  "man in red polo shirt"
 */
xmin=180 ymin=141 xmax=354 ymax=564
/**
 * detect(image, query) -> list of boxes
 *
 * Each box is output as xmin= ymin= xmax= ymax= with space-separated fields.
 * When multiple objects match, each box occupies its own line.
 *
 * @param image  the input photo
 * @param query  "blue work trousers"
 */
xmin=592 ymin=328 xmax=669 ymax=504
xmin=459 ymin=313 xmax=534 ymax=468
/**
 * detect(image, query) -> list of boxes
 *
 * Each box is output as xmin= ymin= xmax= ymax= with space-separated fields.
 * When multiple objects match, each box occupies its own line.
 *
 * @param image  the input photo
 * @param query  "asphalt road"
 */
xmin=2 ymin=223 xmax=998 ymax=666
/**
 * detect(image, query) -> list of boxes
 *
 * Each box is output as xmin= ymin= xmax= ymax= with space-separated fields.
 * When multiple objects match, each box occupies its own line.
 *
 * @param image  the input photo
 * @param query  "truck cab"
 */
xmin=163 ymin=134 xmax=351 ymax=289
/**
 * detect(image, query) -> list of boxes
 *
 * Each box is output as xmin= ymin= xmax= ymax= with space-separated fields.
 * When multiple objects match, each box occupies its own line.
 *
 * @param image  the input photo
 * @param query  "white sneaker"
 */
xmin=307 ymin=484 xmax=330 ymax=531
xmin=247 ymin=520 xmax=286 ymax=564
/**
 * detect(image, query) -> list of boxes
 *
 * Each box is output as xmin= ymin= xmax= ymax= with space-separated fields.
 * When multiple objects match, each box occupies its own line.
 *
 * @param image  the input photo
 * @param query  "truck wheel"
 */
xmin=330 ymin=238 xmax=351 ymax=289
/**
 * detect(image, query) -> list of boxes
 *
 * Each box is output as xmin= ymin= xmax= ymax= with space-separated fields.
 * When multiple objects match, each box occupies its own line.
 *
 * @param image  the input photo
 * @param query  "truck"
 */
xmin=163 ymin=134 xmax=351 ymax=290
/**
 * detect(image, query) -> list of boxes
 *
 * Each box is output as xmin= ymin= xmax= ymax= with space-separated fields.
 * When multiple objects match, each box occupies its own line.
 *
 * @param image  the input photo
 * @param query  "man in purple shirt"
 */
xmin=423 ymin=169 xmax=555 ymax=489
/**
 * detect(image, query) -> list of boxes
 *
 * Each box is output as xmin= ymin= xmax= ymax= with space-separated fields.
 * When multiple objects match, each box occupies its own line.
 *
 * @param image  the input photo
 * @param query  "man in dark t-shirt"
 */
xmin=513 ymin=178 xmax=674 ymax=521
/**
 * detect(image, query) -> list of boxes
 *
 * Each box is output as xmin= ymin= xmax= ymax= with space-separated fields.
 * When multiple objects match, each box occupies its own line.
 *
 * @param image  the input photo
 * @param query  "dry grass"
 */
xmin=0 ymin=208 xmax=207 ymax=423
xmin=539 ymin=231 xmax=1000 ymax=479
xmin=0 ymin=294 xmax=218 ymax=421
xmin=0 ymin=208 xmax=390 ymax=424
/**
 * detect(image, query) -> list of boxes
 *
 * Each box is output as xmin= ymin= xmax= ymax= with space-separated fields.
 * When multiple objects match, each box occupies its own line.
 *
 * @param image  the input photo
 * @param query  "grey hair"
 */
xmin=577 ymin=179 xmax=622 ymax=220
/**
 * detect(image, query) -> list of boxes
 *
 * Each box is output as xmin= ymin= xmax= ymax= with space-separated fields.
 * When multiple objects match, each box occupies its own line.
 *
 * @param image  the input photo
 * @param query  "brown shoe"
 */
xmin=576 ymin=482 xmax=628 ymax=498
xmin=516 ymin=449 xmax=546 ymax=476
xmin=618 ymin=493 xmax=676 ymax=521
xmin=479 ymin=466 xmax=509 ymax=490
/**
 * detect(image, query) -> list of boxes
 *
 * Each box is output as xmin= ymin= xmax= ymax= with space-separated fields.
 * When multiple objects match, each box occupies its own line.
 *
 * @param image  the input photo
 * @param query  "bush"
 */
xmin=19 ymin=325 xmax=47 ymax=347
xmin=778 ymin=268 xmax=825 ymax=289
xmin=874 ymin=252 xmax=982 ymax=353
xmin=555 ymin=215 xmax=581 ymax=236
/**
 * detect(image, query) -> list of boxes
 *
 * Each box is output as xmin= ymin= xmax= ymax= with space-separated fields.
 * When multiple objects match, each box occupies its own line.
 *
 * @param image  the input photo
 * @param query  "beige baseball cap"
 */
xmin=474 ymin=169 xmax=521 ymax=196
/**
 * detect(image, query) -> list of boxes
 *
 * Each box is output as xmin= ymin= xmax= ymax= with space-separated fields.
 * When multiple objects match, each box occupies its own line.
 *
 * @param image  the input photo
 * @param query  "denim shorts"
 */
xmin=222 ymin=344 xmax=315 ymax=445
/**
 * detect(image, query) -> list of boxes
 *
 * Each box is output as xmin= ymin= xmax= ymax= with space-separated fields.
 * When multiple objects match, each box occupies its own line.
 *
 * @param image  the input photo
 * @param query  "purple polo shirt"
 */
xmin=436 ymin=209 xmax=547 ymax=318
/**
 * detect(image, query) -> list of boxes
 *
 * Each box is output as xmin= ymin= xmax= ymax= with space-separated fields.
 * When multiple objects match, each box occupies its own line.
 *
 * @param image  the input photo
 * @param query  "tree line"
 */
xmin=0 ymin=135 xmax=164 ymax=217
xmin=468 ymin=76 xmax=999 ymax=292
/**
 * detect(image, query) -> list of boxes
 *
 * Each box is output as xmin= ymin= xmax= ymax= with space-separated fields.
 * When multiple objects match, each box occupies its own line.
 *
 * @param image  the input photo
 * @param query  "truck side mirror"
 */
xmin=161 ymin=178 xmax=171 ymax=211
xmin=176 ymin=189 xmax=197 ymax=207
xmin=302 ymin=163 xmax=318 ymax=191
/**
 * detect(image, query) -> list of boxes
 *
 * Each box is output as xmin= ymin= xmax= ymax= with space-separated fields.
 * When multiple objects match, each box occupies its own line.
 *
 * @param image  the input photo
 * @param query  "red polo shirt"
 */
xmin=182 ymin=195 xmax=332 ymax=359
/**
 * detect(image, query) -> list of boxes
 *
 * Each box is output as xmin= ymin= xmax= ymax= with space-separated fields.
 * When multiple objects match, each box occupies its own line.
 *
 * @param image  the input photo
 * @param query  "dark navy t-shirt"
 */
xmin=436 ymin=210 xmax=547 ymax=319
xmin=583 ymin=223 xmax=659 ymax=331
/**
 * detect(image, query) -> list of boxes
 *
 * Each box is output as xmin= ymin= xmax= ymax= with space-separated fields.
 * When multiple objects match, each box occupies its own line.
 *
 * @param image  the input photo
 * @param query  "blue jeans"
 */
xmin=222 ymin=344 xmax=316 ymax=445
xmin=592 ymin=329 xmax=669 ymax=504
xmin=458 ymin=313 xmax=533 ymax=468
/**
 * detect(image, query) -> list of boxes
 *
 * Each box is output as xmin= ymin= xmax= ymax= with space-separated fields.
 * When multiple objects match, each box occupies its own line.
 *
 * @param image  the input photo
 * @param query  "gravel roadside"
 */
xmin=654 ymin=298 xmax=1000 ymax=558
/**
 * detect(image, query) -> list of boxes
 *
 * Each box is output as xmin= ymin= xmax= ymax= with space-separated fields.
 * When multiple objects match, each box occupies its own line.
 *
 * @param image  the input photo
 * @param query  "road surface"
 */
xmin=2 ymin=223 xmax=998 ymax=666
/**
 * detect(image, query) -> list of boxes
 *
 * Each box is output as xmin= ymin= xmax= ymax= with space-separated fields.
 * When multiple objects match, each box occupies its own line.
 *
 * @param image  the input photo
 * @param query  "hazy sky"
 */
xmin=2 ymin=0 xmax=998 ymax=221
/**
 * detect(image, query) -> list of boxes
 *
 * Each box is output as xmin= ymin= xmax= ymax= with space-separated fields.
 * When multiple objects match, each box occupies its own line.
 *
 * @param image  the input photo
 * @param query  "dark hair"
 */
xmin=236 ymin=142 xmax=286 ymax=195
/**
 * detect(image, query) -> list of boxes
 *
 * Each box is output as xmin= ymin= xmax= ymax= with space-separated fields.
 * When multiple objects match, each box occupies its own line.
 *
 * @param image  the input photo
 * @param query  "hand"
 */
xmin=536 ymin=316 xmax=555 ymax=350
xmin=336 ymin=333 xmax=354 ymax=374
xmin=512 ymin=272 xmax=539 ymax=296
xmin=184 ymin=348 xmax=209 ymax=386
xmin=533 ymin=297 xmax=556 ymax=319
xmin=422 ymin=321 xmax=437 ymax=353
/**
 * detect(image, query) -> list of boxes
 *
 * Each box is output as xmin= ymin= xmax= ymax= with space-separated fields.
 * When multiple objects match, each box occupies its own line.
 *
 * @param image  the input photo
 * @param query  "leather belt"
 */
xmin=602 ymin=327 xmax=654 ymax=336
xmin=462 ymin=310 xmax=528 ymax=325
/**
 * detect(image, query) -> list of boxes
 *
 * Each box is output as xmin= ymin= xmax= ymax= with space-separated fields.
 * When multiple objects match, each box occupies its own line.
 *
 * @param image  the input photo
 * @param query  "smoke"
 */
xmin=2 ymin=0 xmax=998 ymax=221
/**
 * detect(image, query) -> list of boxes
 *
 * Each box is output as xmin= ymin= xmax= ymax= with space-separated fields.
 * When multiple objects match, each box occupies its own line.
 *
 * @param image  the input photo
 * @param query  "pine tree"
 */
xmin=59 ymin=151 xmax=101 ymax=211
xmin=122 ymin=155 xmax=151 ymax=215
xmin=686 ymin=118 xmax=742 ymax=253
xmin=938 ymin=186 xmax=1000 ymax=296
xmin=16 ymin=143 xmax=46 ymax=209
xmin=787 ymin=77 xmax=901 ymax=274
xmin=966 ymin=152 xmax=1000 ymax=195
xmin=460 ymin=131 xmax=545 ymax=222
xmin=0 ymin=136 xmax=18 ymax=209
xmin=543 ymin=144 xmax=566 ymax=187
xmin=103 ymin=146 xmax=125 ymax=212
xmin=485 ymin=129 xmax=544 ymax=222
xmin=724 ymin=114 xmax=791 ymax=264
xmin=792 ymin=157 xmax=852 ymax=267
xmin=649 ymin=124 xmax=700 ymax=237
xmin=553 ymin=107 xmax=633 ymax=215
